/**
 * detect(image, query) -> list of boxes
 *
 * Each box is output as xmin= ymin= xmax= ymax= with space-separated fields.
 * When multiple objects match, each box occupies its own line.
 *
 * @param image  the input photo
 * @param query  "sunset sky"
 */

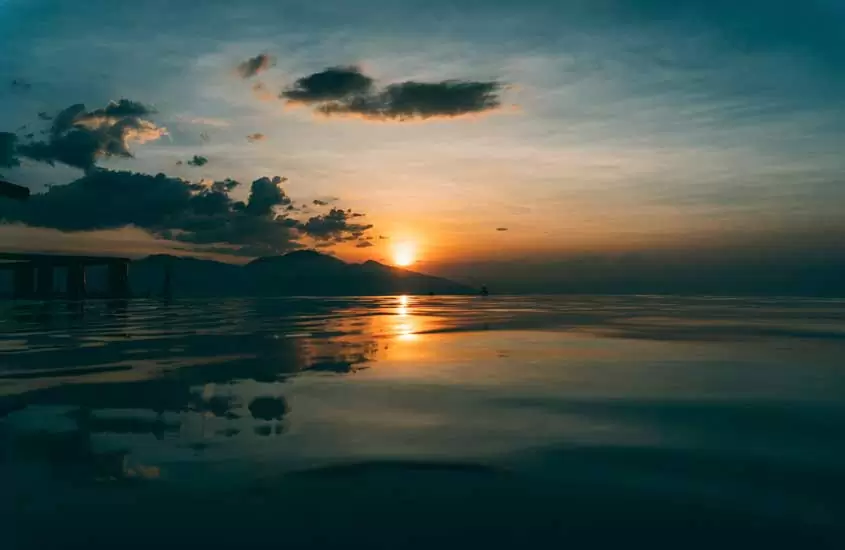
xmin=1 ymin=0 xmax=844 ymax=289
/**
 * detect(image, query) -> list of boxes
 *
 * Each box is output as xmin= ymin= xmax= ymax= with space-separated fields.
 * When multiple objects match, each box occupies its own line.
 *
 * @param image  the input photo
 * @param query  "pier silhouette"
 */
xmin=1 ymin=180 xmax=131 ymax=300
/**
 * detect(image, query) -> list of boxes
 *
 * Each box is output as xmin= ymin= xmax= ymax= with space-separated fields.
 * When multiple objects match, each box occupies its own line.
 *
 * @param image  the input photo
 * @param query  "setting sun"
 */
xmin=393 ymin=242 xmax=417 ymax=267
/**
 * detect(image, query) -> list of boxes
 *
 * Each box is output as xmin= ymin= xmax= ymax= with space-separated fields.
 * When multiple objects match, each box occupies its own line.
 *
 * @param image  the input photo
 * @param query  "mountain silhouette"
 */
xmin=129 ymin=250 xmax=472 ymax=297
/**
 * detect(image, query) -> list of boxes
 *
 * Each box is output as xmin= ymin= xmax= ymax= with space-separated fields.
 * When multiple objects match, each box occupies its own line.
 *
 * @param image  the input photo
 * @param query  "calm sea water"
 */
xmin=2 ymin=295 xmax=844 ymax=548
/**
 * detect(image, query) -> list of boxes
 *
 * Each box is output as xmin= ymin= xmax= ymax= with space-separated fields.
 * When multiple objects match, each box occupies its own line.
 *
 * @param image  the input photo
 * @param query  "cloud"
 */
xmin=0 ymin=132 xmax=19 ymax=168
xmin=173 ymin=116 xmax=229 ymax=128
xmin=282 ymin=66 xmax=374 ymax=103
xmin=0 ymin=169 xmax=370 ymax=256
xmin=496 ymin=227 xmax=508 ymax=231
xmin=187 ymin=155 xmax=209 ymax=167
xmin=312 ymin=199 xmax=328 ymax=206
xmin=355 ymin=241 xmax=374 ymax=248
xmin=280 ymin=66 xmax=503 ymax=121
xmin=246 ymin=132 xmax=265 ymax=143
xmin=298 ymin=208 xmax=373 ymax=242
xmin=15 ymin=99 xmax=167 ymax=172
xmin=88 ymin=98 xmax=153 ymax=118
xmin=246 ymin=176 xmax=290 ymax=216
xmin=237 ymin=53 xmax=274 ymax=79
xmin=1 ymin=100 xmax=373 ymax=257
xmin=37 ymin=111 xmax=52 ymax=121
xmin=0 ymin=170 xmax=204 ymax=232
xmin=321 ymin=81 xmax=503 ymax=120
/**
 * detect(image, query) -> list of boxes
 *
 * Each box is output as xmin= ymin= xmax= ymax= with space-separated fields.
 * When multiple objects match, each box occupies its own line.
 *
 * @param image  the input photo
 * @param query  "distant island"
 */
xmin=125 ymin=250 xmax=473 ymax=297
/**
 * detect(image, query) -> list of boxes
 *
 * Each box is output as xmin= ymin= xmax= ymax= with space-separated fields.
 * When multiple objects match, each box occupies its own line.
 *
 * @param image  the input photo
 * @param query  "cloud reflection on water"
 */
xmin=1 ymin=295 xmax=444 ymax=485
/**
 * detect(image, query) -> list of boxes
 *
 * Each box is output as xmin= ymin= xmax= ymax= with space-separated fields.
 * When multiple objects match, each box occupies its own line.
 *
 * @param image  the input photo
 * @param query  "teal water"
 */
xmin=2 ymin=296 xmax=844 ymax=548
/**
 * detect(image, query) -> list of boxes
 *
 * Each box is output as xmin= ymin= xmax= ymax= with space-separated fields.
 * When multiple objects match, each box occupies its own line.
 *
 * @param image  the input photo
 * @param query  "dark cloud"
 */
xmin=209 ymin=178 xmax=240 ymax=193
xmin=378 ymin=235 xmax=389 ymax=240
xmin=246 ymin=132 xmax=265 ymax=143
xmin=0 ymin=179 xmax=29 ymax=200
xmin=0 ymin=170 xmax=198 ymax=231
xmin=327 ymin=80 xmax=502 ymax=120
xmin=355 ymin=241 xmax=374 ymax=248
xmin=237 ymin=53 xmax=274 ymax=79
xmin=89 ymin=98 xmax=154 ymax=118
xmin=50 ymin=103 xmax=86 ymax=134
xmin=281 ymin=67 xmax=503 ymax=121
xmin=14 ymin=99 xmax=166 ymax=172
xmin=312 ymin=199 xmax=328 ymax=206
xmin=298 ymin=208 xmax=373 ymax=242
xmin=1 ymin=102 xmax=372 ymax=256
xmin=0 ymin=132 xmax=19 ymax=168
xmin=0 ymin=169 xmax=370 ymax=255
xmin=37 ymin=111 xmax=52 ymax=121
xmin=282 ymin=66 xmax=374 ymax=104
xmin=16 ymin=132 xmax=100 ymax=171
xmin=187 ymin=155 xmax=209 ymax=167
xmin=246 ymin=176 xmax=290 ymax=216
xmin=496 ymin=227 xmax=508 ymax=231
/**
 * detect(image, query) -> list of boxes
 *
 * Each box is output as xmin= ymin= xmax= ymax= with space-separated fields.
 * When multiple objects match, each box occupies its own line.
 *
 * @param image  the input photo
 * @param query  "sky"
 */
xmin=1 ymin=0 xmax=844 ymax=291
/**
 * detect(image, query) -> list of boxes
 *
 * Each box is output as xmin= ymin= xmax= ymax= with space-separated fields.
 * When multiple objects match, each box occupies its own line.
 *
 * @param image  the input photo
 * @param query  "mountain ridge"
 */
xmin=130 ymin=250 xmax=473 ymax=296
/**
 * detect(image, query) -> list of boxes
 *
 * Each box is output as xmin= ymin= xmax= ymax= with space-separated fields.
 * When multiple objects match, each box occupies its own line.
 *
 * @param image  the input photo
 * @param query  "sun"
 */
xmin=393 ymin=242 xmax=417 ymax=267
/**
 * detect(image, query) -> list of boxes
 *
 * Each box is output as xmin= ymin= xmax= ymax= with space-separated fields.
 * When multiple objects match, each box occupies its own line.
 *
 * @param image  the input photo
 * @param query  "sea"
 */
xmin=1 ymin=295 xmax=844 ymax=548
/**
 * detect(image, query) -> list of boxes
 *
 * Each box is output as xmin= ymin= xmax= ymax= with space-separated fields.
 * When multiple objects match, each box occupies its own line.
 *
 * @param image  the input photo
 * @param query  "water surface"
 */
xmin=2 ymin=296 xmax=844 ymax=548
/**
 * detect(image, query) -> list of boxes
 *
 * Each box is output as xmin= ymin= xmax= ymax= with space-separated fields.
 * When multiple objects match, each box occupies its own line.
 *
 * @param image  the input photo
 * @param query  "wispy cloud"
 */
xmin=173 ymin=116 xmax=230 ymax=128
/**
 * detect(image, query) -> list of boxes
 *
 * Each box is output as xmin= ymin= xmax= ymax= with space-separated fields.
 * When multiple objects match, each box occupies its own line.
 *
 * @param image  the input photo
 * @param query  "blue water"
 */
xmin=2 ymin=296 xmax=844 ymax=548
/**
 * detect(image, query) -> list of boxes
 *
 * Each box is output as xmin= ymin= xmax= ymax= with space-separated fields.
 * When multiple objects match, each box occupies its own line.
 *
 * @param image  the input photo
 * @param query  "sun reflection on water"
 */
xmin=397 ymin=295 xmax=409 ymax=317
xmin=396 ymin=295 xmax=417 ymax=340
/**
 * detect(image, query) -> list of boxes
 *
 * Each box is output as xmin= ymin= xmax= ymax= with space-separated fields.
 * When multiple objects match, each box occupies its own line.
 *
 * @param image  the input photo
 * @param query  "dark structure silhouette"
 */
xmin=1 ymin=181 xmax=132 ymax=300
xmin=0 ymin=253 xmax=130 ymax=300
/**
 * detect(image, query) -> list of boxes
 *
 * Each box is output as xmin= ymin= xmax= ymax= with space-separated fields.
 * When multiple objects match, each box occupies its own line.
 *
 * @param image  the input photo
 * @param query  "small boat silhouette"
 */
xmin=480 ymin=285 xmax=489 ymax=297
